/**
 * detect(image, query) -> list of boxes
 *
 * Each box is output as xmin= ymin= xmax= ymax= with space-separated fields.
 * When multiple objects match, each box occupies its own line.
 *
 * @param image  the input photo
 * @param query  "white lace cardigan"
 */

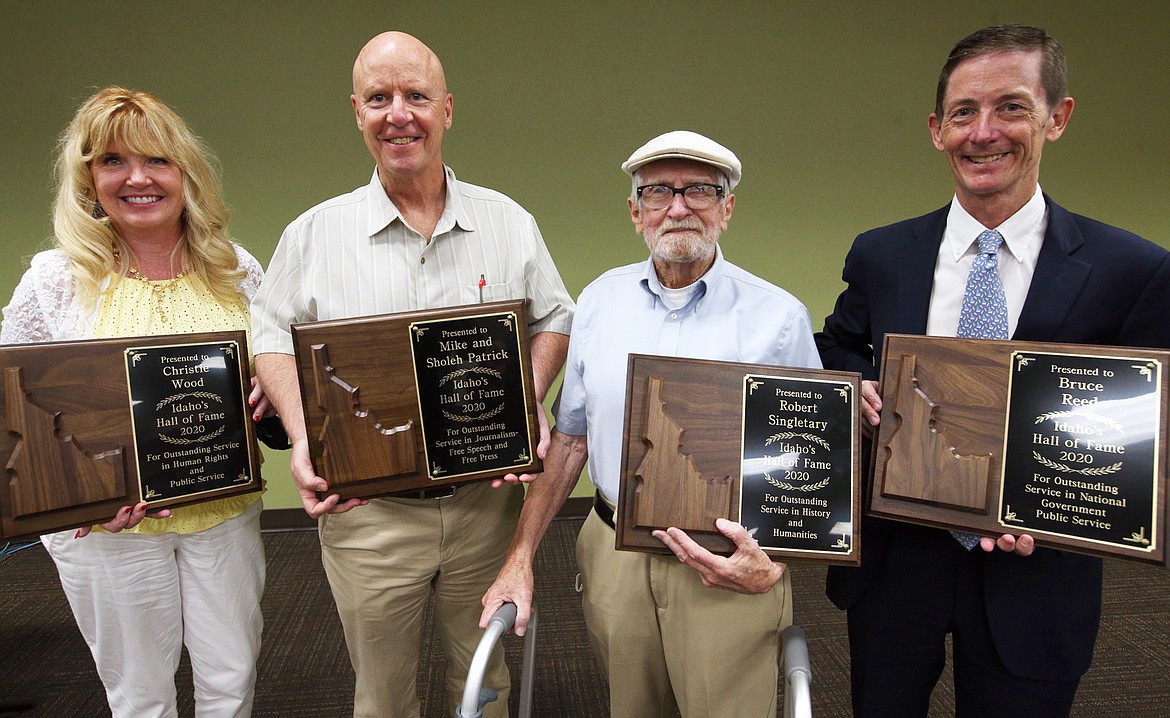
xmin=1 ymin=246 xmax=264 ymax=344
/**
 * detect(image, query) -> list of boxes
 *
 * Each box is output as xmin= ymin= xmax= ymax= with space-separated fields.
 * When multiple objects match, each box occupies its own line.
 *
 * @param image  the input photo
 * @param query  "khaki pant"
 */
xmin=576 ymin=509 xmax=792 ymax=718
xmin=320 ymin=482 xmax=522 ymax=718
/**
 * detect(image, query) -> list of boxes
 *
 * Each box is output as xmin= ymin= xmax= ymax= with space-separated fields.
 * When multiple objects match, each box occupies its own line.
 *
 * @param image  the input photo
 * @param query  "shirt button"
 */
xmin=420 ymin=256 xmax=426 ymax=265
xmin=670 ymin=312 xmax=678 ymax=320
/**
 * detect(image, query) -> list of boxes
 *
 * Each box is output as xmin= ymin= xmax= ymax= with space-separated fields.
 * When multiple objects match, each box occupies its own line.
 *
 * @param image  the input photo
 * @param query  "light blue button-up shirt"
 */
xmin=556 ymin=246 xmax=822 ymax=503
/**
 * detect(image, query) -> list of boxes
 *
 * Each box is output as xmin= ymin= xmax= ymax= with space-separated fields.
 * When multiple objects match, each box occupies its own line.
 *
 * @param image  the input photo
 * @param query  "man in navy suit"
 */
xmin=816 ymin=24 xmax=1170 ymax=718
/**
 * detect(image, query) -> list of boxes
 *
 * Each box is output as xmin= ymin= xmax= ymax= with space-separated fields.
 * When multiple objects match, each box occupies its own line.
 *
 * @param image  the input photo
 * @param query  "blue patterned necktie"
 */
xmin=951 ymin=229 xmax=1008 ymax=550
xmin=956 ymin=230 xmax=1009 ymax=341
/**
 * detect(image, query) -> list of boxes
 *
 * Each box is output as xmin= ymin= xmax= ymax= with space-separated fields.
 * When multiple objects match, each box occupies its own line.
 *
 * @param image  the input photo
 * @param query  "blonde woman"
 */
xmin=1 ymin=87 xmax=272 ymax=718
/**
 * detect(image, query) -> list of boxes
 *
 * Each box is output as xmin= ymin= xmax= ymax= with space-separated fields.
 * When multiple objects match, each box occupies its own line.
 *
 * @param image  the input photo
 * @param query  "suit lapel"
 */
xmin=1014 ymin=196 xmax=1091 ymax=341
xmin=899 ymin=207 xmax=948 ymax=334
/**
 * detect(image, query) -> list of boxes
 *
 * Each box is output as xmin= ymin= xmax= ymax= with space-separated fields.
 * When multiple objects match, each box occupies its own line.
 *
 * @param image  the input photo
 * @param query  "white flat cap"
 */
xmin=621 ymin=130 xmax=742 ymax=190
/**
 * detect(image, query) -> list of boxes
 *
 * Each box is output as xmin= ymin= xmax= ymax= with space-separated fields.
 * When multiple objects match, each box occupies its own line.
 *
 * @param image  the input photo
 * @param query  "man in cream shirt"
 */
xmin=251 ymin=31 xmax=572 ymax=718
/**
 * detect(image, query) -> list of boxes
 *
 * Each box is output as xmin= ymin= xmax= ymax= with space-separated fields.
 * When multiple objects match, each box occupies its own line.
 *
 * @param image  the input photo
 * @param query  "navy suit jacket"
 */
xmin=816 ymin=194 xmax=1170 ymax=681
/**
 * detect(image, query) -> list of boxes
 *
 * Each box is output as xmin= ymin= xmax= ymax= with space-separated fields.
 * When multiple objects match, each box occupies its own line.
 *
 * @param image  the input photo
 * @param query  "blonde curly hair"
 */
xmin=53 ymin=86 xmax=244 ymax=308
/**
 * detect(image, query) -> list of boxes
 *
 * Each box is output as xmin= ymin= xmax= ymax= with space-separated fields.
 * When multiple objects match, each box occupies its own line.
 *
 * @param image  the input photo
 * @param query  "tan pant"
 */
xmin=320 ymin=482 xmax=522 ymax=718
xmin=576 ymin=509 xmax=792 ymax=718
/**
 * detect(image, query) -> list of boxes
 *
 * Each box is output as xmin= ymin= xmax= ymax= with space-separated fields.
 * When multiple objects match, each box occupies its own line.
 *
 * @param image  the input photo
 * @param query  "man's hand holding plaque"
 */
xmin=491 ymin=402 xmax=551 ymax=488
xmin=289 ymin=437 xmax=369 ymax=518
xmin=653 ymin=517 xmax=786 ymax=593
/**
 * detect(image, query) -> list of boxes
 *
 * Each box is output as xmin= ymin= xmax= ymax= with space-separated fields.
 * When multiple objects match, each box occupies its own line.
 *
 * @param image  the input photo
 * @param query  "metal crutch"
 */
xmin=456 ymin=602 xmax=538 ymax=718
xmin=782 ymin=625 xmax=813 ymax=718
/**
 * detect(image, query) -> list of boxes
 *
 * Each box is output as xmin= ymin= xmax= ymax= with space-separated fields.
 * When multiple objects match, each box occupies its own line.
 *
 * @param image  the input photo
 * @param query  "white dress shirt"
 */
xmin=926 ymin=186 xmax=1048 ymax=338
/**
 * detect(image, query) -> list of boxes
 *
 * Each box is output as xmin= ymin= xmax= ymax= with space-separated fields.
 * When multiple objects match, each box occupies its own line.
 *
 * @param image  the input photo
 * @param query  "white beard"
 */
xmin=645 ymin=219 xmax=720 ymax=264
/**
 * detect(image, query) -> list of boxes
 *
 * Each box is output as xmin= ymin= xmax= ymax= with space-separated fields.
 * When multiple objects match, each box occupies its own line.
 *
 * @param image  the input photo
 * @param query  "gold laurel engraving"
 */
xmin=764 ymin=471 xmax=831 ymax=492
xmin=1031 ymin=451 xmax=1123 ymax=476
xmin=441 ymin=403 xmax=505 ymax=423
xmin=158 ymin=425 xmax=226 ymax=446
xmin=764 ymin=432 xmax=831 ymax=451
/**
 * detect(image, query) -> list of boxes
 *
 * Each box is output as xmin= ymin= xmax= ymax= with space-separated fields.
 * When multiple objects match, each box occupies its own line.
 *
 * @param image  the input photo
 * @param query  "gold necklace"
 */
xmin=114 ymin=248 xmax=186 ymax=324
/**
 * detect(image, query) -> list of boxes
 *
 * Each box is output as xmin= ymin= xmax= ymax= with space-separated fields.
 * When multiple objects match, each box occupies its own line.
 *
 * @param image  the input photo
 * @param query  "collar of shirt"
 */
xmin=942 ymin=184 xmax=1047 ymax=266
xmin=926 ymin=185 xmax=1048 ymax=338
xmin=638 ymin=244 xmax=727 ymax=311
xmin=362 ymin=165 xmax=478 ymax=239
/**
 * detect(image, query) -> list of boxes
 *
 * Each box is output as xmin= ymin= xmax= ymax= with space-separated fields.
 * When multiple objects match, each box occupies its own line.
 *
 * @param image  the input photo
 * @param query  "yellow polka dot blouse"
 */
xmin=92 ymin=272 xmax=263 ymax=535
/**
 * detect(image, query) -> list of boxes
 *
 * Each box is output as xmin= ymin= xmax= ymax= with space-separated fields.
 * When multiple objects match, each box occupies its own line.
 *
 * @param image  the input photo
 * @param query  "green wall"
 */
xmin=5 ymin=2 xmax=1167 ymax=510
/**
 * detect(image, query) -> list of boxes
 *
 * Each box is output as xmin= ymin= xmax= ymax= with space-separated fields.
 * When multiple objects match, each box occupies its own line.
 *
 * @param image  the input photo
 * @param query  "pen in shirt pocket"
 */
xmin=478 ymin=273 xmax=486 ymax=302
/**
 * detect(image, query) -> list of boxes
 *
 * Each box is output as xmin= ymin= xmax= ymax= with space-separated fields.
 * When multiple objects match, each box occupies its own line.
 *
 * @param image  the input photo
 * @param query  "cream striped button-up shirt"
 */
xmin=251 ymin=166 xmax=574 ymax=355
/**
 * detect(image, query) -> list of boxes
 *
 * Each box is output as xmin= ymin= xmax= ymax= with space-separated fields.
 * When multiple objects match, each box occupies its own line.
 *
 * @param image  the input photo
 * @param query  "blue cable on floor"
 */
xmin=1 ymin=541 xmax=39 ymax=557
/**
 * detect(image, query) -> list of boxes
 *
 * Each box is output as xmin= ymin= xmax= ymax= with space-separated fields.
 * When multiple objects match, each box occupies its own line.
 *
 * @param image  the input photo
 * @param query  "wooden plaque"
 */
xmin=0 ymin=331 xmax=262 ymax=540
xmin=290 ymin=300 xmax=541 ymax=500
xmin=873 ymin=334 xmax=1169 ymax=567
xmin=616 ymin=354 xmax=861 ymax=566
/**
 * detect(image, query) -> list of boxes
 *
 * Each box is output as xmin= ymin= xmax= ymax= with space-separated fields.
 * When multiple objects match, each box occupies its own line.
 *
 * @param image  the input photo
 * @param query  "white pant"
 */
xmin=42 ymin=500 xmax=265 ymax=718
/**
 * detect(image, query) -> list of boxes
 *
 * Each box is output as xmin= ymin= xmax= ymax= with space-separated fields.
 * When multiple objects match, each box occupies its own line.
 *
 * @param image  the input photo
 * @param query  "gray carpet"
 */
xmin=1 ymin=517 xmax=1167 ymax=717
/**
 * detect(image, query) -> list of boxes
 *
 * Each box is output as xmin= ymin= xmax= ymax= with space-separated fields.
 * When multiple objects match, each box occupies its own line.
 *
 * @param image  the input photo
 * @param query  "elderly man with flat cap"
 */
xmin=481 ymin=130 xmax=820 ymax=717
xmin=251 ymin=31 xmax=573 ymax=718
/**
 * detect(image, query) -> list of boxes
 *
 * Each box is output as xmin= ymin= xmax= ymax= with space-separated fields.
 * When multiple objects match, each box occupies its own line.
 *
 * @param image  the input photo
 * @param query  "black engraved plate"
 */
xmin=409 ymin=310 xmax=534 ymax=480
xmin=125 ymin=341 xmax=256 ymax=504
xmin=740 ymin=374 xmax=857 ymax=556
xmin=1000 ymin=351 xmax=1161 ymax=554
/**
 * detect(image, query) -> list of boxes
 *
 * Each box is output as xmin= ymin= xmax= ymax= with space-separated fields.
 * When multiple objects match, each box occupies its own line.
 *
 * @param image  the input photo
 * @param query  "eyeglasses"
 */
xmin=635 ymin=183 xmax=724 ymax=210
